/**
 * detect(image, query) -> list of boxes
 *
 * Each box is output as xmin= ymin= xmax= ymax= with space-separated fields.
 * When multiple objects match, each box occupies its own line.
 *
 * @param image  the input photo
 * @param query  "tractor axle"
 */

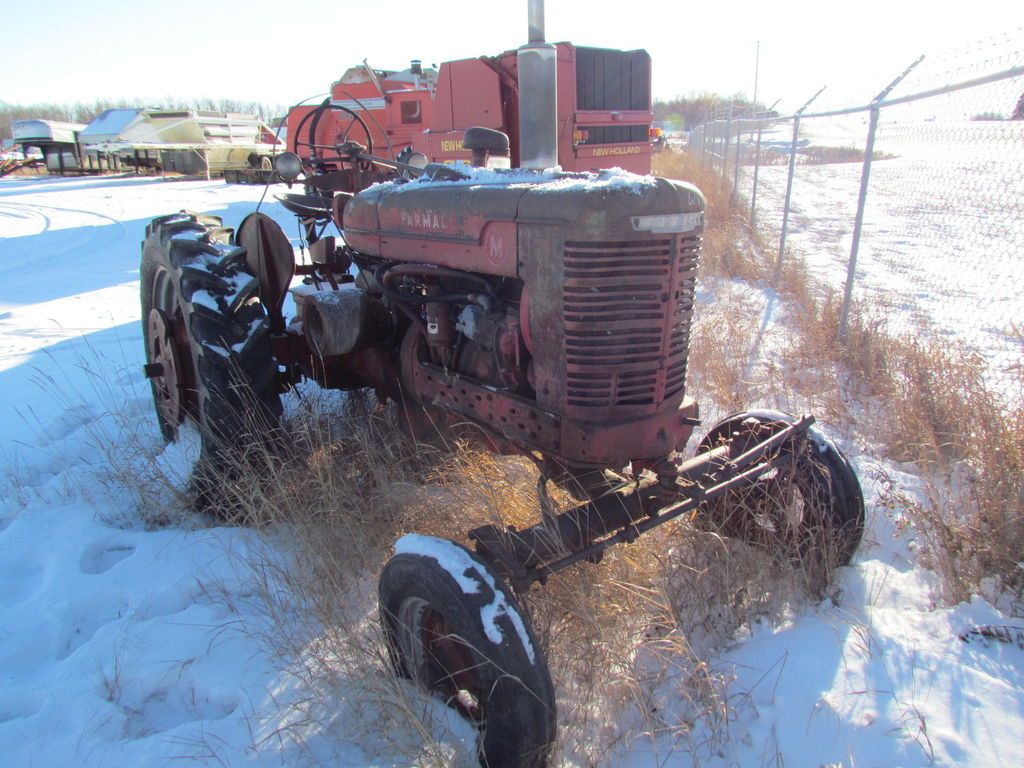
xmin=470 ymin=415 xmax=815 ymax=591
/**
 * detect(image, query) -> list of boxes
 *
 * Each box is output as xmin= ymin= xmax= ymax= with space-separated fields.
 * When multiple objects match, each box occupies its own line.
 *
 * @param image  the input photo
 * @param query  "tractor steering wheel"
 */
xmin=291 ymin=99 xmax=374 ymax=167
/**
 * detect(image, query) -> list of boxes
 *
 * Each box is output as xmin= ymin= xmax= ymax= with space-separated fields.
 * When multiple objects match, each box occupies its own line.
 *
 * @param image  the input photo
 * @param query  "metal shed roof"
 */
xmin=12 ymin=120 xmax=86 ymax=144
xmin=79 ymin=109 xmax=142 ymax=142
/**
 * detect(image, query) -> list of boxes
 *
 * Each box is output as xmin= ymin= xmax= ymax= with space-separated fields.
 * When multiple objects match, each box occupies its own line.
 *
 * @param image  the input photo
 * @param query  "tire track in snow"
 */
xmin=0 ymin=202 xmax=50 ymax=238
xmin=0 ymin=199 xmax=128 ymax=274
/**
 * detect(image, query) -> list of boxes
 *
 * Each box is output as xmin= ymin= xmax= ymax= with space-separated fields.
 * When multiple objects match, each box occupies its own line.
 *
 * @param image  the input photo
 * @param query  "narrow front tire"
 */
xmin=379 ymin=535 xmax=556 ymax=768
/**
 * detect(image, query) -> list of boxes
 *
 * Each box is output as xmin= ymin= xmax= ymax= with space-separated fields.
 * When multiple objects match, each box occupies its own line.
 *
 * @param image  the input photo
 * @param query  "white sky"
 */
xmin=0 ymin=0 xmax=1017 ymax=114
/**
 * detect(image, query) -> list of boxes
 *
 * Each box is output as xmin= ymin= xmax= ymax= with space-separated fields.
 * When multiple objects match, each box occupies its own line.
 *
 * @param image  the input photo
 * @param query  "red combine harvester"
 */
xmin=140 ymin=2 xmax=863 ymax=765
xmin=286 ymin=43 xmax=654 ymax=175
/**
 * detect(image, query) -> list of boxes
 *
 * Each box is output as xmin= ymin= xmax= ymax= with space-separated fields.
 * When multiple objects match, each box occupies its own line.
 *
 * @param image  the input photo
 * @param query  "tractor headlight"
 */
xmin=631 ymin=212 xmax=703 ymax=234
xmin=274 ymin=152 xmax=303 ymax=182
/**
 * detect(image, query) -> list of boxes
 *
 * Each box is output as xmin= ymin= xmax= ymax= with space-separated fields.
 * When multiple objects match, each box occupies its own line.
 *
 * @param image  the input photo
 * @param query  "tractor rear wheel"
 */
xmin=379 ymin=535 xmax=556 ymax=768
xmin=140 ymin=212 xmax=282 ymax=465
xmin=696 ymin=410 xmax=864 ymax=587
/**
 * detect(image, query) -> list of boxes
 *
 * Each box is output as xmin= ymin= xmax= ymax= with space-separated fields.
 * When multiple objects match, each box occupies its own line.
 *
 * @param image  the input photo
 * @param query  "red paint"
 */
xmin=287 ymin=43 xmax=653 ymax=173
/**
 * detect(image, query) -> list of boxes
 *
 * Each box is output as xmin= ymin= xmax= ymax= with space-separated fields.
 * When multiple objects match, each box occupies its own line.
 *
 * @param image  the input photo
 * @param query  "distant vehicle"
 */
xmin=650 ymin=126 xmax=668 ymax=151
xmin=12 ymin=119 xmax=86 ymax=173
xmin=286 ymin=42 xmax=655 ymax=182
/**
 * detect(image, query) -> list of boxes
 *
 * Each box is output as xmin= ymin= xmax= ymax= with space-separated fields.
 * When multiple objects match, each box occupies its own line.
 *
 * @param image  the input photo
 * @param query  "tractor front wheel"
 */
xmin=696 ymin=410 xmax=865 ymax=587
xmin=379 ymin=535 xmax=556 ymax=768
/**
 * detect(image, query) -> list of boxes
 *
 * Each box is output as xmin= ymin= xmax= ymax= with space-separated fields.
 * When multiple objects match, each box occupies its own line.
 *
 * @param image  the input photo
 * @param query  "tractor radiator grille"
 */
xmin=563 ymin=236 xmax=699 ymax=409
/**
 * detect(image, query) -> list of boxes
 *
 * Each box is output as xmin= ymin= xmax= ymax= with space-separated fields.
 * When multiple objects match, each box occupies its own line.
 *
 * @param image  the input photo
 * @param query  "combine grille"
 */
xmin=563 ymin=236 xmax=699 ymax=408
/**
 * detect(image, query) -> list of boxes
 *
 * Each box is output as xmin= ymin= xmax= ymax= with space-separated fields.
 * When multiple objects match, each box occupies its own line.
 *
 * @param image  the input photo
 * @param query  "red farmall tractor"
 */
xmin=140 ymin=4 xmax=864 ymax=766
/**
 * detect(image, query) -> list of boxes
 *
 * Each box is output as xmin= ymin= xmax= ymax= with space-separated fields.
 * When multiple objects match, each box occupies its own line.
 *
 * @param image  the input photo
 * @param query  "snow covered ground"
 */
xmin=742 ymin=118 xmax=1024 ymax=390
xmin=1 ymin=174 xmax=1022 ymax=766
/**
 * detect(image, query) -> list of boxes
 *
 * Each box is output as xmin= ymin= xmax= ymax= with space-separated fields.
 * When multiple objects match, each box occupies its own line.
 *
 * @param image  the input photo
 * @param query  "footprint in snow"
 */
xmin=56 ymin=593 xmax=132 ymax=660
xmin=80 ymin=536 xmax=137 ymax=575
xmin=0 ymin=690 xmax=45 ymax=724
xmin=0 ymin=557 xmax=44 ymax=607
xmin=135 ymin=579 xmax=217 ymax=621
xmin=121 ymin=686 xmax=238 ymax=740
xmin=36 ymin=404 xmax=96 ymax=447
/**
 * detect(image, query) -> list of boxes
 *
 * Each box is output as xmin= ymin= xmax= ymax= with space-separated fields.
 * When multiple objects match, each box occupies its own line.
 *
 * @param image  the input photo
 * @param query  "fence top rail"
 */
xmin=878 ymin=63 xmax=1024 ymax=109
xmin=695 ymin=62 xmax=1024 ymax=128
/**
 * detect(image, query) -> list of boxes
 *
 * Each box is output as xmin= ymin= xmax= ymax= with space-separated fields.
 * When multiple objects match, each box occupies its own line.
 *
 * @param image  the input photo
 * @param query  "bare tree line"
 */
xmin=0 ymin=98 xmax=288 ymax=141
xmin=653 ymin=92 xmax=770 ymax=132
xmin=4 ymin=92 xmax=781 ymax=143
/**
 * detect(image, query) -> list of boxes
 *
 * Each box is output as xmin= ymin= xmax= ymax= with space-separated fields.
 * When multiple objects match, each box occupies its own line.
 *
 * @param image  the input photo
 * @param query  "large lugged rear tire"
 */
xmin=696 ymin=410 xmax=865 ymax=586
xmin=379 ymin=535 xmax=556 ymax=768
xmin=141 ymin=211 xmax=282 ymax=465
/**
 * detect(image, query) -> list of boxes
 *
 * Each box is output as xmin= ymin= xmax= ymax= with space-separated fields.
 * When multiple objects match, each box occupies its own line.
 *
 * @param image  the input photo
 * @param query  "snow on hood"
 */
xmin=366 ymin=163 xmax=658 ymax=196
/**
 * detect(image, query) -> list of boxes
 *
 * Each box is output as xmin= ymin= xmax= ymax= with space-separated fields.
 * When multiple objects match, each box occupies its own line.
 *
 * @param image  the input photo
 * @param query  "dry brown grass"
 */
xmin=193 ymin=394 xmax=484 ymax=765
xmin=656 ymin=148 xmax=1024 ymax=611
xmin=170 ymin=385 xmax=809 ymax=765
xmin=785 ymin=296 xmax=1024 ymax=607
xmin=687 ymin=283 xmax=762 ymax=412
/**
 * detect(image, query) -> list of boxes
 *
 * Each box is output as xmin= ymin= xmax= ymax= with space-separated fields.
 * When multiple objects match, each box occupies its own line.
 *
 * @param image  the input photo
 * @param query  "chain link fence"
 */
xmin=690 ymin=34 xmax=1024 ymax=396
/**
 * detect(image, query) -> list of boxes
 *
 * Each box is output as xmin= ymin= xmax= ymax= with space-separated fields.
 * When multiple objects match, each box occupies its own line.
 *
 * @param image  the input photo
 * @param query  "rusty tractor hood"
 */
xmin=341 ymin=166 xmax=705 ymax=278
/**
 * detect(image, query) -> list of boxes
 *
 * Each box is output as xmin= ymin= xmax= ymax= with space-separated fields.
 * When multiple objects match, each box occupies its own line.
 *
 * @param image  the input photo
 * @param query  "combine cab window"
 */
xmin=576 ymin=48 xmax=650 ymax=111
xmin=400 ymin=101 xmax=423 ymax=124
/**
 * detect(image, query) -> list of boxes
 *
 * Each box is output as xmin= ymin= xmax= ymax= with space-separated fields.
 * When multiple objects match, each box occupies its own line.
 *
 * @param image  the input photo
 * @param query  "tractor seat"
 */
xmin=274 ymin=192 xmax=333 ymax=220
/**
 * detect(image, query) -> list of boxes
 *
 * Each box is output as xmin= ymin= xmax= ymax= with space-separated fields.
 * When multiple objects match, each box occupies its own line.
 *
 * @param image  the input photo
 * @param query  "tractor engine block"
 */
xmin=294 ymin=167 xmax=706 ymax=472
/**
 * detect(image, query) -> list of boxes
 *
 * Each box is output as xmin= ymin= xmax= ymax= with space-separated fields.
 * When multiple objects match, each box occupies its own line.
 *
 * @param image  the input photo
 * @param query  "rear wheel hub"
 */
xmin=146 ymin=307 xmax=188 ymax=438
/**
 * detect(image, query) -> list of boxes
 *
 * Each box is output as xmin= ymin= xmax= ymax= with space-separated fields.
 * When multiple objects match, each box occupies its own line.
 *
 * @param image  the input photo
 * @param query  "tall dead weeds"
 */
xmin=188 ymin=385 xmax=802 ymax=764
xmin=655 ymin=148 xmax=1024 ymax=610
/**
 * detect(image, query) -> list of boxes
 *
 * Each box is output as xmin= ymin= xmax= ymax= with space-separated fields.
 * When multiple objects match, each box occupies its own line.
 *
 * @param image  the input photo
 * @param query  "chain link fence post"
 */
xmin=777 ymin=116 xmax=800 ymax=271
xmin=777 ymin=87 xmax=826 ymax=272
xmin=838 ymin=105 xmax=879 ymax=341
xmin=750 ymin=115 xmax=764 ymax=228
xmin=731 ymin=116 xmax=743 ymax=205
xmin=839 ymin=56 xmax=924 ymax=341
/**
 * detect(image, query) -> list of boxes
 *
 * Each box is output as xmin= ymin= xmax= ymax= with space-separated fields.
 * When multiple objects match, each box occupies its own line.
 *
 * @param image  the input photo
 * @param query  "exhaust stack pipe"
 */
xmin=518 ymin=0 xmax=557 ymax=169
xmin=527 ymin=0 xmax=544 ymax=43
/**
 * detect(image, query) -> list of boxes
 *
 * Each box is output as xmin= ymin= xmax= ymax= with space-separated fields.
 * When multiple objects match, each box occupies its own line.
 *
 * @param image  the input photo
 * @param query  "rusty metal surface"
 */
xmin=344 ymin=183 xmax=522 ymax=277
xmin=411 ymin=358 xmax=562 ymax=451
xmin=286 ymin=41 xmax=653 ymax=175
xmin=344 ymin=172 xmax=708 ymax=468
xmin=236 ymin=213 xmax=295 ymax=333
xmin=471 ymin=416 xmax=816 ymax=589
xmin=515 ymin=177 xmax=705 ymax=465
xmin=410 ymin=350 xmax=699 ymax=467
xmin=145 ymin=308 xmax=187 ymax=434
xmin=560 ymin=234 xmax=699 ymax=412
